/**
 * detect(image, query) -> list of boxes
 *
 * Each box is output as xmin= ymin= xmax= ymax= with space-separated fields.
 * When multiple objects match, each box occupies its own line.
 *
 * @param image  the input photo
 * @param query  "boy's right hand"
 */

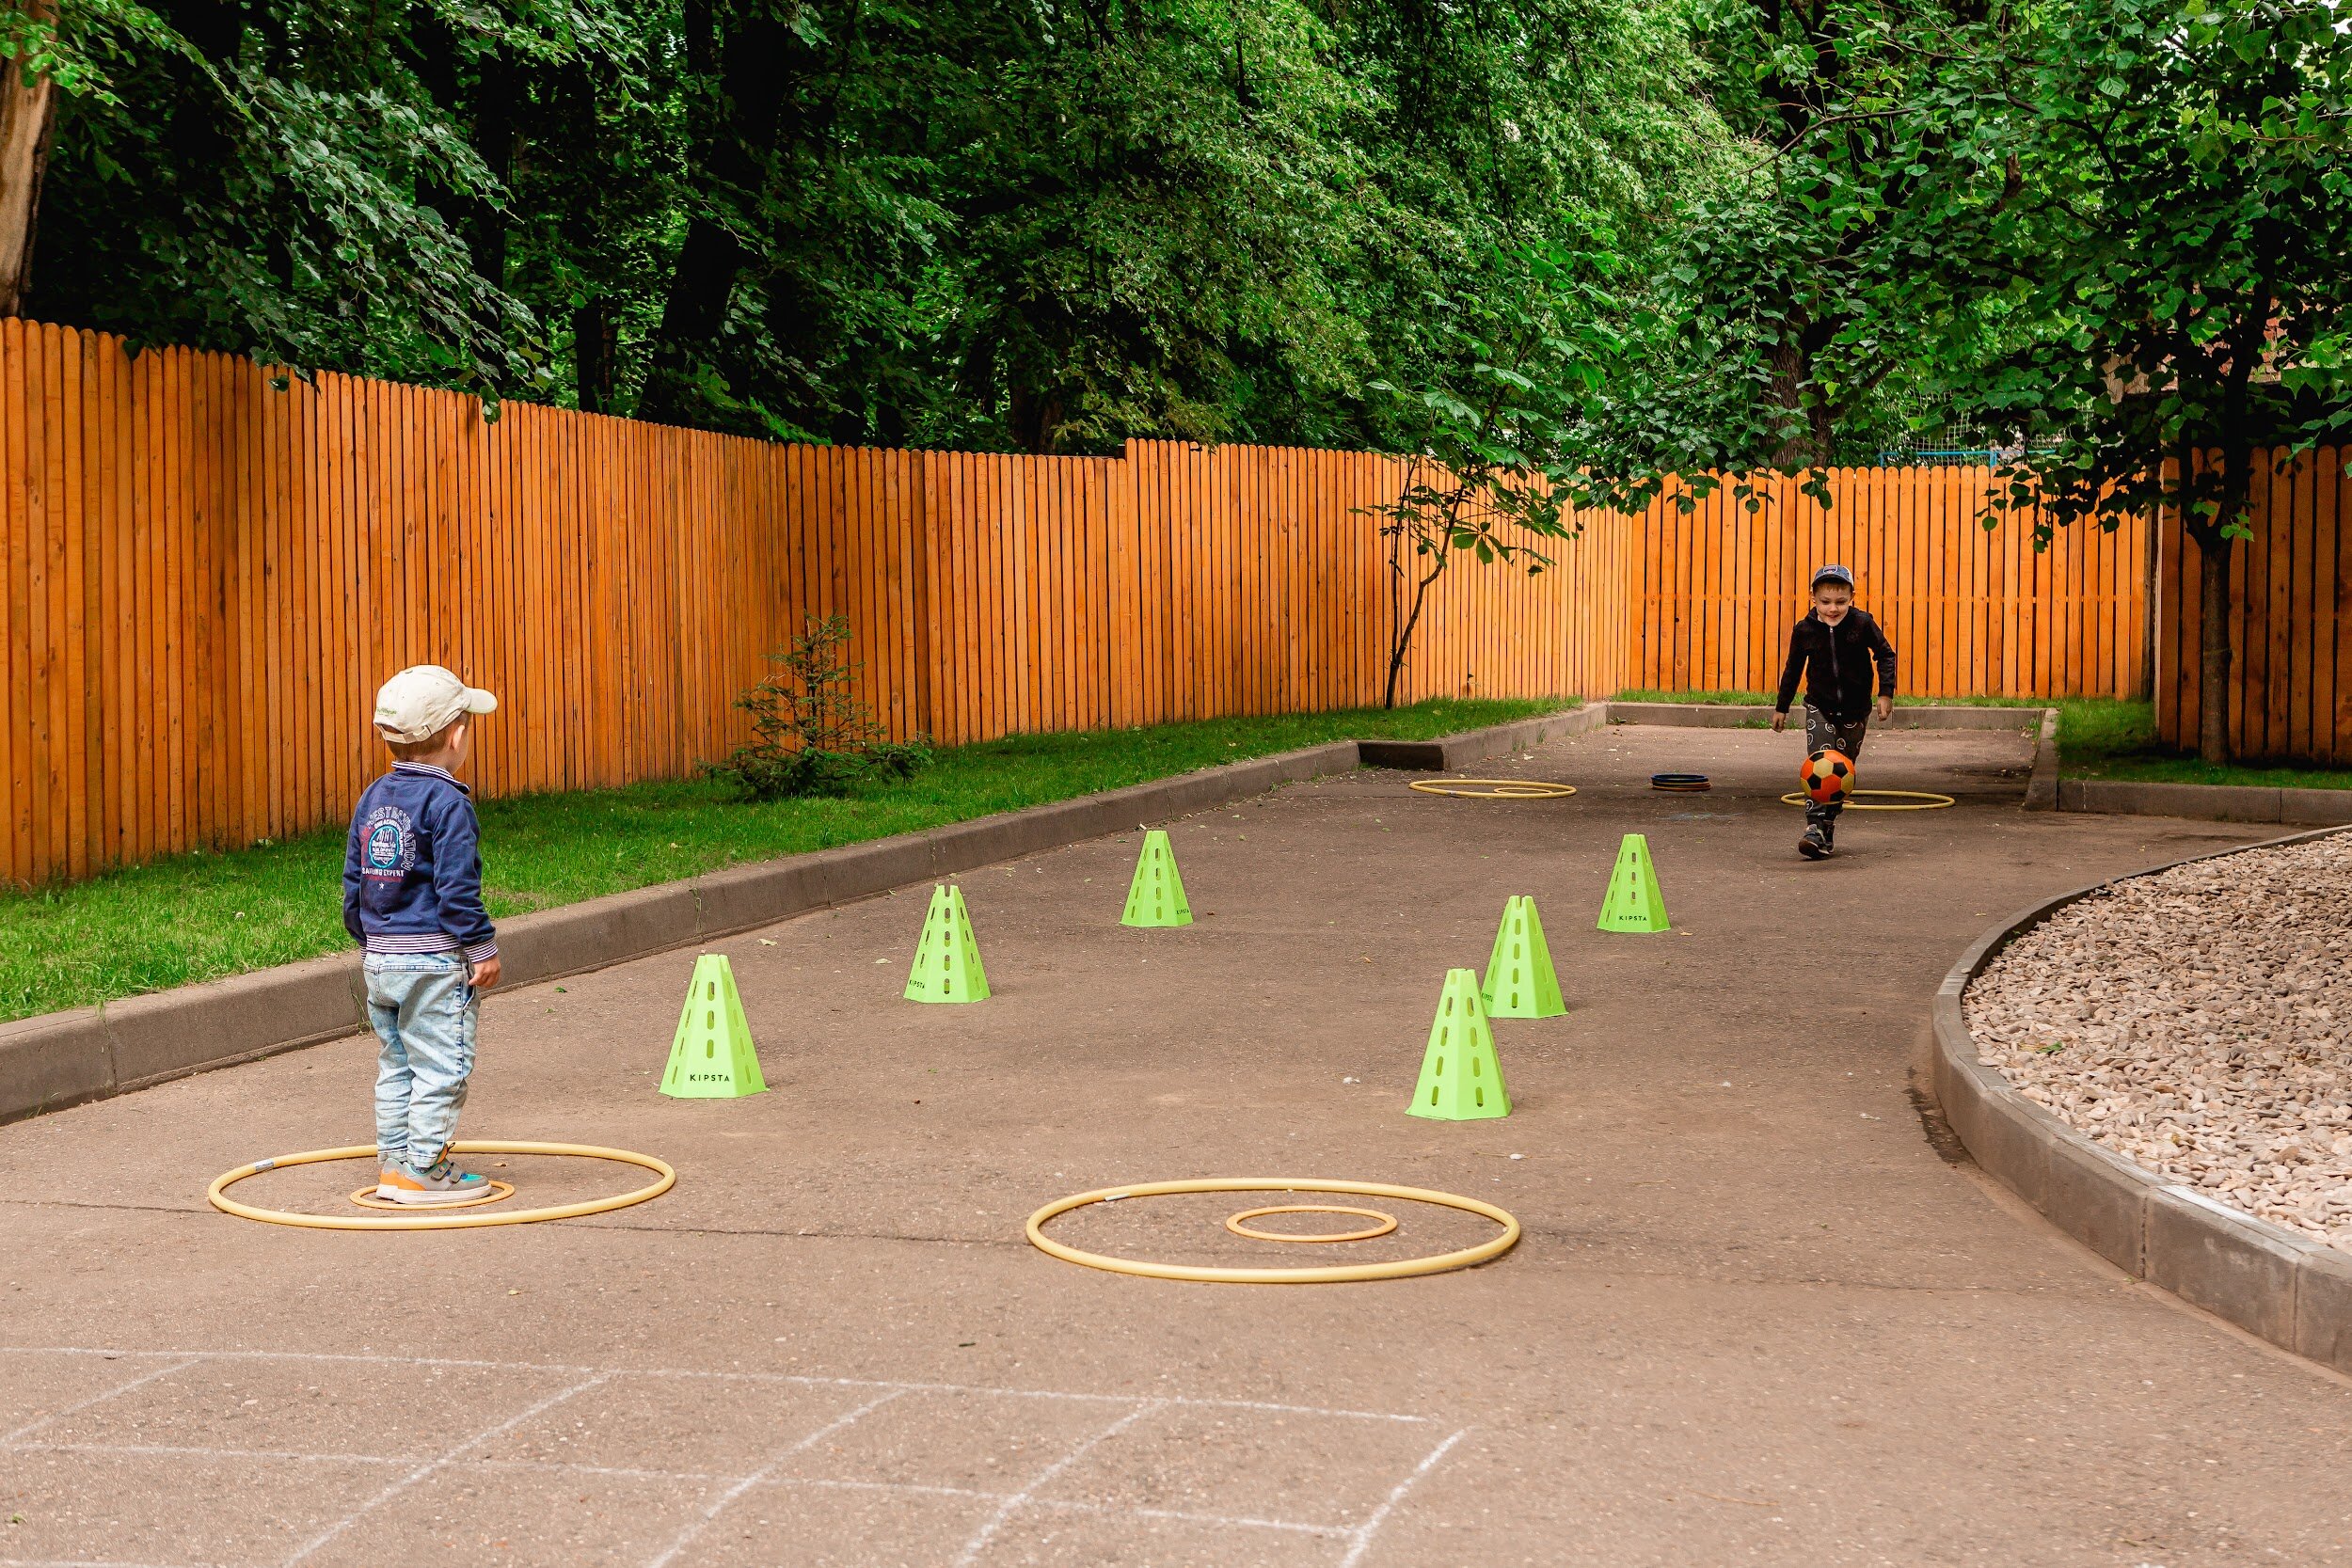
xmin=1771 ymin=711 xmax=1788 ymax=733
xmin=468 ymin=956 xmax=502 ymax=990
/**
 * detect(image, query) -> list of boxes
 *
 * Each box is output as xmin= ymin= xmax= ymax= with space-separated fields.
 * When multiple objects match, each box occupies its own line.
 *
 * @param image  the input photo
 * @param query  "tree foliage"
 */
xmin=1948 ymin=0 xmax=2352 ymax=760
xmin=1562 ymin=0 xmax=2009 ymax=483
xmin=22 ymin=0 xmax=1713 ymax=451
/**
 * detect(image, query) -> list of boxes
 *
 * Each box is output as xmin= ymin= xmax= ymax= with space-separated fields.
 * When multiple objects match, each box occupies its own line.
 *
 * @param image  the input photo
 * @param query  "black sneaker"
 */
xmin=1798 ymin=825 xmax=1831 ymax=860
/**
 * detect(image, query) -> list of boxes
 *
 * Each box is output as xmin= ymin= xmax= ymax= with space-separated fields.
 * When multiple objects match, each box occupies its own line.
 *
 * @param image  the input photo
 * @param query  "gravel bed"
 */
xmin=1964 ymin=832 xmax=2352 ymax=1252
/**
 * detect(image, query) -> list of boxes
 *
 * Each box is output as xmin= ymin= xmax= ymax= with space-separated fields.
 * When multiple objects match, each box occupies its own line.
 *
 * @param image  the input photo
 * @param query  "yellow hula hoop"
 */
xmin=347 ymin=1180 xmax=516 ymax=1211
xmin=209 ymin=1140 xmax=675 ymax=1231
xmin=1026 ymin=1179 xmax=1519 ymax=1284
xmin=1779 ymin=789 xmax=1956 ymax=810
xmin=1224 ymin=1205 xmax=1400 ymax=1244
xmin=1407 ymin=778 xmax=1577 ymax=800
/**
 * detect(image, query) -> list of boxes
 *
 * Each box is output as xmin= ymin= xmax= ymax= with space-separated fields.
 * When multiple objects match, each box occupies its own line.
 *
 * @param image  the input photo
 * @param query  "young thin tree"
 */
xmin=1369 ymin=235 xmax=1623 ymax=709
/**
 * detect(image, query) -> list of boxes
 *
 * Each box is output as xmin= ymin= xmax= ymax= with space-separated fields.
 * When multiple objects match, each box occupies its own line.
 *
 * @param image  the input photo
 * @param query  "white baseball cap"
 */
xmin=373 ymin=665 xmax=498 ymax=744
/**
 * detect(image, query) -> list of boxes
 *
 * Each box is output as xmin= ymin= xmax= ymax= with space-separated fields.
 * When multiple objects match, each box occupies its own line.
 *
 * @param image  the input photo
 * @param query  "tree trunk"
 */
xmin=468 ymin=49 xmax=516 ymax=290
xmin=1766 ymin=333 xmax=1836 ymax=468
xmin=1383 ymin=547 xmax=1445 ymax=710
xmin=1008 ymin=385 xmax=1064 ymax=455
xmin=2195 ymin=527 xmax=2233 ymax=763
xmin=637 ymin=220 xmax=747 ymax=423
xmin=1382 ymin=576 xmax=1432 ymax=711
xmin=638 ymin=7 xmax=798 ymax=427
xmin=0 ymin=6 xmax=58 ymax=318
xmin=2191 ymin=286 xmax=2270 ymax=765
xmin=572 ymin=297 xmax=614 ymax=413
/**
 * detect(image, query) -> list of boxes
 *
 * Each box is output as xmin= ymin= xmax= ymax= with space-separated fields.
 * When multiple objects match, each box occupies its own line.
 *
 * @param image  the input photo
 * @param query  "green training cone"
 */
xmin=659 ymin=953 xmax=768 ymax=1099
xmin=1406 ymin=968 xmax=1512 ymax=1121
xmin=1120 ymin=829 xmax=1193 ymax=927
xmin=1481 ymin=895 xmax=1567 ymax=1018
xmin=1597 ymin=832 xmax=1670 ymax=933
xmin=904 ymin=883 xmax=992 ymax=1003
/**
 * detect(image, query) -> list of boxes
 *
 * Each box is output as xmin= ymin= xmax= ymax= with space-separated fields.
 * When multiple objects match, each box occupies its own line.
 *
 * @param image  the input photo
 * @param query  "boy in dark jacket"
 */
xmin=344 ymin=665 xmax=502 ymax=1203
xmin=1772 ymin=564 xmax=1897 ymax=860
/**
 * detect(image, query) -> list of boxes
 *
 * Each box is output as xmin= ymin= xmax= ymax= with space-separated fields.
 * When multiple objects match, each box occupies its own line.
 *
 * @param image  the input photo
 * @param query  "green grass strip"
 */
xmin=0 ymin=698 xmax=1570 ymax=1024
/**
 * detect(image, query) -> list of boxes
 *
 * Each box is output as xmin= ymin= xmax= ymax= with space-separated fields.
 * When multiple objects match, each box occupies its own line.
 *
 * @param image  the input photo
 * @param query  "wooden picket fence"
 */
xmin=2152 ymin=447 xmax=2352 ymax=766
xmin=0 ymin=318 xmax=2182 ymax=889
xmin=1626 ymin=469 xmax=2149 ymax=702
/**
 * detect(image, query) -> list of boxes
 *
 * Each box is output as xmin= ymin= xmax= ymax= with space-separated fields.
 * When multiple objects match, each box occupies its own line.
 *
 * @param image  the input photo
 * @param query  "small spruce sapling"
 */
xmin=708 ymin=616 xmax=931 ymax=800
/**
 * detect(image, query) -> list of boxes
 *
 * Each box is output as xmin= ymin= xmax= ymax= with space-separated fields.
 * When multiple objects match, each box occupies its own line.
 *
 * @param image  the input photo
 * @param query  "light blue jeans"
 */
xmin=365 ymin=953 xmax=478 ymax=1169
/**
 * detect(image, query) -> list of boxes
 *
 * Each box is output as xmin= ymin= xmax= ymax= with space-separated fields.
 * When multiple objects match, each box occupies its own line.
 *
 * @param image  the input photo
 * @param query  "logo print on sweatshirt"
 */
xmin=361 ymin=806 xmax=417 ymax=881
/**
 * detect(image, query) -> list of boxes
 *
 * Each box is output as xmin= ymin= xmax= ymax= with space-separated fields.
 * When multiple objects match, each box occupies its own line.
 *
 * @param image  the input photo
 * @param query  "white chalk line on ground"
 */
xmin=14 ymin=1441 xmax=404 ymax=1466
xmin=8 ymin=1444 xmax=1362 ymax=1540
xmin=950 ymin=1401 xmax=1164 ymax=1568
xmin=1026 ymin=1497 xmax=1351 ymax=1538
xmin=277 ymin=1371 xmax=613 ymax=1567
xmin=0 ymin=1349 xmax=1458 ymax=1566
xmin=643 ymin=1387 xmax=907 ymax=1568
xmin=1337 ymin=1425 xmax=1471 ymax=1568
xmin=0 ymin=1355 xmax=201 ymax=1446
xmin=0 ymin=1345 xmax=1432 ymax=1424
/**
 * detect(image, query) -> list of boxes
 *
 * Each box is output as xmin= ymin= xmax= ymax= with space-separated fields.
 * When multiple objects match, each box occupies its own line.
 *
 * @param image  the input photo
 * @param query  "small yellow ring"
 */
xmin=1408 ymin=778 xmax=1577 ymax=800
xmin=348 ymin=1179 xmax=516 ymax=1212
xmin=1026 ymin=1179 xmax=1519 ymax=1284
xmin=209 ymin=1141 xmax=675 ymax=1231
xmin=1779 ymin=789 xmax=1957 ymax=810
xmin=1224 ymin=1205 xmax=1399 ymax=1243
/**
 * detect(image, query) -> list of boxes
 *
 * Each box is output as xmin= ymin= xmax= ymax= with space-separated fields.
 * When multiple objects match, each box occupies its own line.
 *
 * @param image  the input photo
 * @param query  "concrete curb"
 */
xmin=2023 ymin=709 xmax=2061 ymax=812
xmin=2058 ymin=777 xmax=2352 ymax=825
xmin=1931 ymin=822 xmax=2352 ymax=1375
xmin=0 ymin=727 xmax=1503 ymax=1128
xmin=1355 ymin=705 xmax=1608 ymax=770
xmin=1604 ymin=701 xmax=2047 ymax=732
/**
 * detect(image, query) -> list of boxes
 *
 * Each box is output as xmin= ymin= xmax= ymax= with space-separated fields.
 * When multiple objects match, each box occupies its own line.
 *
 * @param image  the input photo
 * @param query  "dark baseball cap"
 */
xmin=1810 ymin=563 xmax=1854 ymax=590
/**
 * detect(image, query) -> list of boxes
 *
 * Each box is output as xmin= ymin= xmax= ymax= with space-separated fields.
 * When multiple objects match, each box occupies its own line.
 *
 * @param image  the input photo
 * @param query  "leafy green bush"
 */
xmin=707 ymin=617 xmax=931 ymax=800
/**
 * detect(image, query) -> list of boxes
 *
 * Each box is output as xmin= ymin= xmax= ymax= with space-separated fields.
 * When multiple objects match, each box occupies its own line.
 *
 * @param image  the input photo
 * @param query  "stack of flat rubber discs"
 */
xmin=1649 ymin=772 xmax=1711 ymax=793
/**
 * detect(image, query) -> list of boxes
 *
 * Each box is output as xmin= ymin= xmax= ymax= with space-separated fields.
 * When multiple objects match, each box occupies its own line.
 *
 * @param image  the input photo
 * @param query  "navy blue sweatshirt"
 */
xmin=342 ymin=762 xmax=498 ymax=961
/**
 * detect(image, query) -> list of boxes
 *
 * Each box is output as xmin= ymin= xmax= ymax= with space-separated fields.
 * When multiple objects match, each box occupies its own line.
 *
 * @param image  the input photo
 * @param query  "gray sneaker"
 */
xmin=376 ymin=1157 xmax=491 ymax=1205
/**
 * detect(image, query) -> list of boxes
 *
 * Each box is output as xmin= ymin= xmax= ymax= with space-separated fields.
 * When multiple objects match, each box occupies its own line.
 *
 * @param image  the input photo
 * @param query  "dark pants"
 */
xmin=1804 ymin=706 xmax=1869 ymax=830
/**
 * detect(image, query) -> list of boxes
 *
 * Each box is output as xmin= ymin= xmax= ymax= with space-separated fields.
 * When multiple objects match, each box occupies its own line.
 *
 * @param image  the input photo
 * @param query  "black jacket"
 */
xmin=1775 ymin=608 xmax=1897 ymax=720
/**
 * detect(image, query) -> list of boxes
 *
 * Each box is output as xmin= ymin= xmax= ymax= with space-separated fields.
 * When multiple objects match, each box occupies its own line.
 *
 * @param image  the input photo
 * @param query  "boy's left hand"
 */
xmin=1876 ymin=696 xmax=1893 ymax=721
xmin=469 ymin=956 xmax=502 ymax=990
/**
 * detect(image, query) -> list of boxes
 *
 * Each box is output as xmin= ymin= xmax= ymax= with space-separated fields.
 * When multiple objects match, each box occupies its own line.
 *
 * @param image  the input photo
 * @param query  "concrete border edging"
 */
xmin=0 ymin=736 xmax=1369 ymax=1127
xmin=1354 ymin=705 xmax=1609 ymax=770
xmin=4 ymin=707 xmax=1614 ymax=1129
xmin=1931 ymin=823 xmax=2352 ymax=1374
xmin=1602 ymin=701 xmax=2047 ymax=733
xmin=2058 ymin=777 xmax=2352 ymax=826
xmin=2023 ymin=709 xmax=2061 ymax=811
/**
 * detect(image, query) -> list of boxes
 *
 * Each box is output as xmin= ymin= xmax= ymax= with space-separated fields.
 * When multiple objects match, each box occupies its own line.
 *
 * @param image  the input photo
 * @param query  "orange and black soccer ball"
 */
xmin=1800 ymin=749 xmax=1855 ymax=804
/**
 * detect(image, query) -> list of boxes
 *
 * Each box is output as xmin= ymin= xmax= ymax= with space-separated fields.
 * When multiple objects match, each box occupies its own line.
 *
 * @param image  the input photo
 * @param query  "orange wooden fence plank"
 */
xmin=2318 ymin=448 xmax=2344 ymax=764
xmin=2278 ymin=452 xmax=2305 ymax=756
xmin=2328 ymin=449 xmax=2350 ymax=763
xmin=1 ymin=321 xmax=26 ymax=883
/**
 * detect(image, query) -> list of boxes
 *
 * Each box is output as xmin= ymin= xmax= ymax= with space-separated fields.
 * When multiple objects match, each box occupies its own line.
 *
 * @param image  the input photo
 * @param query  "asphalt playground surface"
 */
xmin=5 ymin=721 xmax=2349 ymax=1567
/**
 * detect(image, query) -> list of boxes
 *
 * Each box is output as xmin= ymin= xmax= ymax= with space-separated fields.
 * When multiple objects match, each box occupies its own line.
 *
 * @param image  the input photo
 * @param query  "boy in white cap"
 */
xmin=344 ymin=665 xmax=502 ymax=1203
